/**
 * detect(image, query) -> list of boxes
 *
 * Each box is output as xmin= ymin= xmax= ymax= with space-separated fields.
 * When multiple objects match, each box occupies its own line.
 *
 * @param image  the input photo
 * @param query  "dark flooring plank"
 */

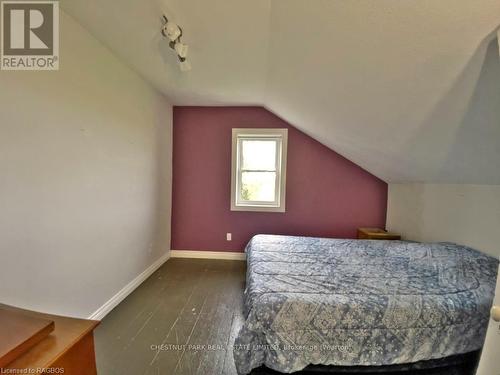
xmin=94 ymin=258 xmax=246 ymax=375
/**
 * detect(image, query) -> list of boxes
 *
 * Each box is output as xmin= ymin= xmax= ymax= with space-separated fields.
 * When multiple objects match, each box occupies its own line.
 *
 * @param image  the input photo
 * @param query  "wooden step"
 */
xmin=0 ymin=307 xmax=55 ymax=367
xmin=0 ymin=304 xmax=99 ymax=375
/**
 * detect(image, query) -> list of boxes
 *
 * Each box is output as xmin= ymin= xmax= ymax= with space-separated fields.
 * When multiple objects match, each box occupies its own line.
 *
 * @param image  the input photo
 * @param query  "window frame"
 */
xmin=231 ymin=128 xmax=288 ymax=212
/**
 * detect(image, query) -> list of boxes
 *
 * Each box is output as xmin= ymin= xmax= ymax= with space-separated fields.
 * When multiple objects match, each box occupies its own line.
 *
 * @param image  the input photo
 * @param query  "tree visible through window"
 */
xmin=231 ymin=129 xmax=288 ymax=212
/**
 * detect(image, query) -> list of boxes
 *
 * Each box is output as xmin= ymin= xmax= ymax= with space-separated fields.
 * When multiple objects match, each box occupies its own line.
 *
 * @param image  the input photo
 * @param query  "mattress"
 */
xmin=233 ymin=235 xmax=498 ymax=374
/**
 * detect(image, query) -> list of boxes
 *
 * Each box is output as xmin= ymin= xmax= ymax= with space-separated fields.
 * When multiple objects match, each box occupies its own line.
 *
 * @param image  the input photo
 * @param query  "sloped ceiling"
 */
xmin=62 ymin=0 xmax=500 ymax=184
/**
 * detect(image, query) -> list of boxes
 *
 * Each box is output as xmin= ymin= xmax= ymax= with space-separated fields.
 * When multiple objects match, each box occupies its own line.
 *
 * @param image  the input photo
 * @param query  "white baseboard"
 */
xmin=171 ymin=250 xmax=246 ymax=261
xmin=88 ymin=251 xmax=170 ymax=321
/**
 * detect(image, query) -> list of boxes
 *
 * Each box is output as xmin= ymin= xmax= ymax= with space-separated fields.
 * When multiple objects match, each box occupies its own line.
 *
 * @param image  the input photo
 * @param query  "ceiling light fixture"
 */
xmin=161 ymin=15 xmax=191 ymax=72
xmin=174 ymin=42 xmax=189 ymax=59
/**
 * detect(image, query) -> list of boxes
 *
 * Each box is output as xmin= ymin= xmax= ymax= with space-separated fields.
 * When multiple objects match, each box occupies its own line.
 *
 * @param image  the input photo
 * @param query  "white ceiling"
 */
xmin=62 ymin=0 xmax=500 ymax=184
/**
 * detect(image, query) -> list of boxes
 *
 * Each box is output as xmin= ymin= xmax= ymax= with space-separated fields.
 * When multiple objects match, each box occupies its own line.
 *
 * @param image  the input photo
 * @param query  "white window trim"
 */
xmin=231 ymin=128 xmax=288 ymax=213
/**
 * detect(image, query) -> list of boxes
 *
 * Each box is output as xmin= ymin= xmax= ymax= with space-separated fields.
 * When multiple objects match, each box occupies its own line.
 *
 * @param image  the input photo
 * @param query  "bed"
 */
xmin=233 ymin=235 xmax=498 ymax=375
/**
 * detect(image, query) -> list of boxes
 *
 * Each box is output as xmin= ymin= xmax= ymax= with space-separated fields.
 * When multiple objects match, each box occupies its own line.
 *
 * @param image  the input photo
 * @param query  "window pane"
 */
xmin=241 ymin=140 xmax=277 ymax=170
xmin=241 ymin=171 xmax=276 ymax=202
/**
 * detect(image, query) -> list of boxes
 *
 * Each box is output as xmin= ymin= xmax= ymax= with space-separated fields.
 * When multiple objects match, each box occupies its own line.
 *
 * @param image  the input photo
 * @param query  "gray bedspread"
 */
xmin=233 ymin=235 xmax=498 ymax=374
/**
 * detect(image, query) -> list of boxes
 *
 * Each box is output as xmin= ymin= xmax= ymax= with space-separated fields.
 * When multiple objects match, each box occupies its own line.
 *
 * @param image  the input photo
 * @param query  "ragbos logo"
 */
xmin=1 ymin=1 xmax=59 ymax=70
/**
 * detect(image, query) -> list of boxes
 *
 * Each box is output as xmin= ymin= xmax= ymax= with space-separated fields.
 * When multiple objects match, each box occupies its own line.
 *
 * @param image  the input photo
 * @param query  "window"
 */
xmin=231 ymin=128 xmax=288 ymax=212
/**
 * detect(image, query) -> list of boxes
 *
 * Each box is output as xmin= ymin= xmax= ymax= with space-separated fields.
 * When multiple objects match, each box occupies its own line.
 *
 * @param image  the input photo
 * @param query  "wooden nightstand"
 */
xmin=357 ymin=227 xmax=401 ymax=240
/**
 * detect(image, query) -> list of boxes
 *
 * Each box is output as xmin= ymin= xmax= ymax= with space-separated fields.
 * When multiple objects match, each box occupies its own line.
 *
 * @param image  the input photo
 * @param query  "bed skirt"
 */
xmin=250 ymin=350 xmax=480 ymax=375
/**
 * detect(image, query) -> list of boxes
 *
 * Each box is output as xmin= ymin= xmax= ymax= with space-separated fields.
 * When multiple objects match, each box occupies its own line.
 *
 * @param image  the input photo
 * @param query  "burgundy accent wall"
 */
xmin=171 ymin=107 xmax=387 ymax=252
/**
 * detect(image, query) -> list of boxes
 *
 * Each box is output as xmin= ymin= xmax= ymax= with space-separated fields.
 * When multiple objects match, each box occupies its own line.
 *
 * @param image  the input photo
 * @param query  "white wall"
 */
xmin=0 ymin=11 xmax=172 ymax=318
xmin=386 ymin=183 xmax=500 ymax=258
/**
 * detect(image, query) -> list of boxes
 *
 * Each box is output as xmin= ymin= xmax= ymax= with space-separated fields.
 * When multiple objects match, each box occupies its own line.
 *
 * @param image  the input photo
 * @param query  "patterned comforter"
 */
xmin=233 ymin=235 xmax=498 ymax=374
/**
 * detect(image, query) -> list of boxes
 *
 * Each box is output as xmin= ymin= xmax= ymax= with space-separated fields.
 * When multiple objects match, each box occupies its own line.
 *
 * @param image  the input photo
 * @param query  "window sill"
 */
xmin=230 ymin=204 xmax=286 ymax=213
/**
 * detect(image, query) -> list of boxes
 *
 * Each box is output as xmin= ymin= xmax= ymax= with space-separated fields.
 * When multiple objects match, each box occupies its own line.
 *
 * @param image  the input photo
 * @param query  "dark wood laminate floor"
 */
xmin=95 ymin=258 xmax=246 ymax=375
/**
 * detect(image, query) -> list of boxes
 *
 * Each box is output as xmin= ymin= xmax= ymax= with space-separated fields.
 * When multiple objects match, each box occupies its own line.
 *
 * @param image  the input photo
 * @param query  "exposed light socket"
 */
xmin=226 ymin=233 xmax=232 ymax=241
